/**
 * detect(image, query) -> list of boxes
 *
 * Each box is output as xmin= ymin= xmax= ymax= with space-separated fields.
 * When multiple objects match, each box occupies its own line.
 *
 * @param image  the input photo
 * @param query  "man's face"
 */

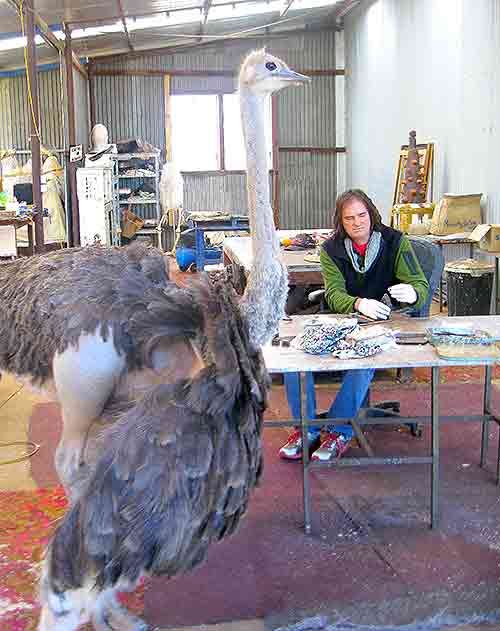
xmin=341 ymin=199 xmax=371 ymax=244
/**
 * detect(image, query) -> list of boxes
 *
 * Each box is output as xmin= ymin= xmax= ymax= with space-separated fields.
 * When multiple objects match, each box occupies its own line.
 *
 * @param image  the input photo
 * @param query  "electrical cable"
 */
xmin=0 ymin=384 xmax=41 ymax=466
xmin=0 ymin=441 xmax=41 ymax=466
xmin=19 ymin=0 xmax=42 ymax=142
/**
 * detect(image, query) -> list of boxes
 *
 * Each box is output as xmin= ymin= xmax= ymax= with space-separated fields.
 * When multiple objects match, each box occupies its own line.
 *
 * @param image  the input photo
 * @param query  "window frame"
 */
xmin=172 ymin=91 xmax=275 ymax=175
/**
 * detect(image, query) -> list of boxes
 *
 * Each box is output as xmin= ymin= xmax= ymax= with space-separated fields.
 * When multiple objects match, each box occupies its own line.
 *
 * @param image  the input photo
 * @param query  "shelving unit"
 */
xmin=111 ymin=152 xmax=161 ymax=245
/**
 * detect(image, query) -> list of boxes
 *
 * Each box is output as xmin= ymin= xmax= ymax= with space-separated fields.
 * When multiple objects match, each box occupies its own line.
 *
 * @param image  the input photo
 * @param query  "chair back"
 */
xmin=406 ymin=236 xmax=444 ymax=317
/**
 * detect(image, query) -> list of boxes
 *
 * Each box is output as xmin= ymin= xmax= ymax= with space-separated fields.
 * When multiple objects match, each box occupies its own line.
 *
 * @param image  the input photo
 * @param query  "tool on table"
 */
xmin=271 ymin=334 xmax=295 ymax=347
xmin=395 ymin=332 xmax=428 ymax=345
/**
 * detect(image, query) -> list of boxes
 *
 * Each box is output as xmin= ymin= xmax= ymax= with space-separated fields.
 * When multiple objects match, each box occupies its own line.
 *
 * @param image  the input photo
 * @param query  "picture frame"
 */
xmin=392 ymin=142 xmax=434 ymax=206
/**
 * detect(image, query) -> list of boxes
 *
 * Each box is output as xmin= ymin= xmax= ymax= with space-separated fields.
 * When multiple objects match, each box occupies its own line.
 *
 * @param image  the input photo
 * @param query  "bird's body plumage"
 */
xmin=42 ymin=279 xmax=267 ymax=629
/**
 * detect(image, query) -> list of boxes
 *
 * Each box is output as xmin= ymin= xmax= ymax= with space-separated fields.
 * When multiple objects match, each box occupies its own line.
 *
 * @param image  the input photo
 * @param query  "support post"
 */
xmin=430 ymin=366 xmax=439 ymax=528
xmin=64 ymin=23 xmax=80 ymax=246
xmin=24 ymin=0 xmax=44 ymax=251
xmin=300 ymin=371 xmax=312 ymax=534
xmin=481 ymin=364 xmax=492 ymax=467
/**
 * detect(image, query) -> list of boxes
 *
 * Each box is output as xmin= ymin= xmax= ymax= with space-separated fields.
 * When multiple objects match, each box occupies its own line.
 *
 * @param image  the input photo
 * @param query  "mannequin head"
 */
xmin=90 ymin=124 xmax=109 ymax=151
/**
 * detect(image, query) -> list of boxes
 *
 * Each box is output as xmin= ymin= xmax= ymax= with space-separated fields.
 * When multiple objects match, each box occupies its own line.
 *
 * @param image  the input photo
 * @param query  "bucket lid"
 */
xmin=444 ymin=258 xmax=495 ymax=276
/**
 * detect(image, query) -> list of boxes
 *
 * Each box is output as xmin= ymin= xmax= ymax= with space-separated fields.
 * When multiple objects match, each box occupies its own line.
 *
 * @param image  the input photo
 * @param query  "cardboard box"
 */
xmin=430 ymin=193 xmax=482 ymax=235
xmin=468 ymin=223 xmax=500 ymax=252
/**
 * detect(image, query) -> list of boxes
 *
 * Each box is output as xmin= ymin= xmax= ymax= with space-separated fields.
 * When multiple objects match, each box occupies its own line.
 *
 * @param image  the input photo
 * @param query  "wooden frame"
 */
xmin=393 ymin=142 xmax=434 ymax=206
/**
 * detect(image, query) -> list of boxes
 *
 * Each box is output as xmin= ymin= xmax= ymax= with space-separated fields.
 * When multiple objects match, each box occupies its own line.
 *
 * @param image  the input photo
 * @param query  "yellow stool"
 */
xmin=390 ymin=202 xmax=435 ymax=233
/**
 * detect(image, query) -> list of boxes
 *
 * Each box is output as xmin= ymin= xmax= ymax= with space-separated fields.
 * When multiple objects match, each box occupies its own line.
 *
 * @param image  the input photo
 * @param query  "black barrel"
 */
xmin=445 ymin=259 xmax=494 ymax=316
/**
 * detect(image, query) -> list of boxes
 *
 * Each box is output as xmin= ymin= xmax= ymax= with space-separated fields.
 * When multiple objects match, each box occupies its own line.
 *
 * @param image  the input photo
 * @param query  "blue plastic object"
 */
xmin=176 ymin=247 xmax=196 ymax=271
xmin=176 ymin=246 xmax=221 ymax=271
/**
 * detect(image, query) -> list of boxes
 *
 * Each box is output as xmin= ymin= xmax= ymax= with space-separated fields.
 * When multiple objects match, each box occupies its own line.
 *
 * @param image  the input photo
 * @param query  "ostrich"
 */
xmin=0 ymin=50 xmax=307 ymax=499
xmin=35 ymin=50 xmax=309 ymax=630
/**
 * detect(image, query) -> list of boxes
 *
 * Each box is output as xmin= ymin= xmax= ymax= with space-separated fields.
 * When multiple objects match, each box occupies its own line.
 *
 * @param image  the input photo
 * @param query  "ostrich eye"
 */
xmin=265 ymin=62 xmax=277 ymax=71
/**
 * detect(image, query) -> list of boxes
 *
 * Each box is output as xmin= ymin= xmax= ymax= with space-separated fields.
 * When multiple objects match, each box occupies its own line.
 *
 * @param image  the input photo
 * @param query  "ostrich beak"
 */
xmin=276 ymin=68 xmax=311 ymax=85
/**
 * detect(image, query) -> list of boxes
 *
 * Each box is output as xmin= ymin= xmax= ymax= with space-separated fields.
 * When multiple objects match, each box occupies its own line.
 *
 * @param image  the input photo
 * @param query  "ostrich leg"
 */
xmin=52 ymin=332 xmax=126 ymax=497
xmin=92 ymin=589 xmax=150 ymax=631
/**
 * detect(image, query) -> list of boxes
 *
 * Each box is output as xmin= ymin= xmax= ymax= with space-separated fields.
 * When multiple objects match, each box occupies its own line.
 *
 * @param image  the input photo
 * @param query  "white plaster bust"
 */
xmin=90 ymin=124 xmax=110 ymax=152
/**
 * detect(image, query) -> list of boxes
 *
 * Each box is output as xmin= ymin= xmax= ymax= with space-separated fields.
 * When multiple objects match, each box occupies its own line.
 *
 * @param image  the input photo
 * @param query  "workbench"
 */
xmin=262 ymin=314 xmax=500 ymax=534
xmin=183 ymin=214 xmax=250 ymax=272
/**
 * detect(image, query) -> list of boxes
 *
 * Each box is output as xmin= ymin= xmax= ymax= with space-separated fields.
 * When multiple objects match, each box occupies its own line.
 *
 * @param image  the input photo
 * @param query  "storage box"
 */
xmin=121 ymin=208 xmax=144 ymax=239
xmin=430 ymin=193 xmax=482 ymax=236
xmin=468 ymin=223 xmax=500 ymax=252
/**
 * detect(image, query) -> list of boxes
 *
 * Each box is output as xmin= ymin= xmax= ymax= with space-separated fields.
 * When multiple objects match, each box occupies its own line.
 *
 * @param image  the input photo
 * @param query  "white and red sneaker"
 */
xmin=278 ymin=430 xmax=321 ymax=460
xmin=311 ymin=432 xmax=352 ymax=462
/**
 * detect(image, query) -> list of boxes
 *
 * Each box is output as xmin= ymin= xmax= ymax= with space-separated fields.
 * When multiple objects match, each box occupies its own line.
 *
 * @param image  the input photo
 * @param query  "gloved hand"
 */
xmin=388 ymin=283 xmax=417 ymax=304
xmin=357 ymin=298 xmax=391 ymax=320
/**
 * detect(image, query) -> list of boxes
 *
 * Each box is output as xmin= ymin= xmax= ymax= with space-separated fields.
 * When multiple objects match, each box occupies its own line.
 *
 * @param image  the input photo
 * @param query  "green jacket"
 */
xmin=320 ymin=234 xmax=429 ymax=314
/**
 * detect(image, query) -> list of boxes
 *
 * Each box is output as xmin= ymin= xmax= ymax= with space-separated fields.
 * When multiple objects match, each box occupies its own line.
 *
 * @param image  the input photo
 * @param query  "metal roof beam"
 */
xmin=116 ymin=0 xmax=134 ymax=51
xmin=4 ymin=0 xmax=88 ymax=79
xmin=65 ymin=0 xmax=277 ymax=27
xmin=197 ymin=0 xmax=212 ymax=41
xmin=280 ymin=0 xmax=295 ymax=18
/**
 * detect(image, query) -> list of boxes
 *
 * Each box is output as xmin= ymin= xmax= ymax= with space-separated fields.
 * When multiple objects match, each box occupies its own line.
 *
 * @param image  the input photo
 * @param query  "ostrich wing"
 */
xmin=48 ymin=342 xmax=267 ymax=595
xmin=0 ymin=243 xmax=203 ymax=382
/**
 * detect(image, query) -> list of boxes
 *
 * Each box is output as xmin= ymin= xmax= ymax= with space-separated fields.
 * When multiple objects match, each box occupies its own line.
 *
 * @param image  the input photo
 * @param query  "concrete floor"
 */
xmin=3 ymin=283 xmax=500 ymax=631
xmin=3 ymin=372 xmax=500 ymax=631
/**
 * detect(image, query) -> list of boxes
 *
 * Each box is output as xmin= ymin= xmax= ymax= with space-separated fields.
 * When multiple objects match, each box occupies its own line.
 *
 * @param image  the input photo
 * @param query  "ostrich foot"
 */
xmin=38 ymin=588 xmax=90 ymax=631
xmin=55 ymin=443 xmax=91 ymax=502
xmin=92 ymin=592 xmax=151 ymax=631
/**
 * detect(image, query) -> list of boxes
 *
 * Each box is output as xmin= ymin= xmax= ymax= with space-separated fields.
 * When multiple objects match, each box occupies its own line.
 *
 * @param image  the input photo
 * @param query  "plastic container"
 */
xmin=175 ymin=246 xmax=222 ymax=272
xmin=445 ymin=258 xmax=494 ymax=316
xmin=175 ymin=247 xmax=196 ymax=271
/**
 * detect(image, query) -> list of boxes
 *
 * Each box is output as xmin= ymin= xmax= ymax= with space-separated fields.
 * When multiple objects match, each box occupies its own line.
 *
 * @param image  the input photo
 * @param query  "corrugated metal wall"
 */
xmin=92 ymin=29 xmax=343 ymax=229
xmin=74 ymin=70 xmax=90 ymax=150
xmin=184 ymin=173 xmax=248 ymax=214
xmin=0 ymin=68 xmax=66 ymax=151
xmin=0 ymin=79 xmax=13 ymax=148
xmin=345 ymin=0 xmax=500 ymax=225
xmin=279 ymin=152 xmax=337 ymax=229
xmin=93 ymin=75 xmax=165 ymax=153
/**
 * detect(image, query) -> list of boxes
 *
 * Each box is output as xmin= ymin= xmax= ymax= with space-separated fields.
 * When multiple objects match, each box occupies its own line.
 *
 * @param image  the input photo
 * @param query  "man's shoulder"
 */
xmin=322 ymin=233 xmax=346 ymax=259
xmin=380 ymin=224 xmax=403 ymax=245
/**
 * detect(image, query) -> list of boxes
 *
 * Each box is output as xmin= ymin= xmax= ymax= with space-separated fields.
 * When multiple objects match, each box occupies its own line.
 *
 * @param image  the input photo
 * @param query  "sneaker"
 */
xmin=278 ymin=430 xmax=321 ymax=460
xmin=311 ymin=432 xmax=352 ymax=462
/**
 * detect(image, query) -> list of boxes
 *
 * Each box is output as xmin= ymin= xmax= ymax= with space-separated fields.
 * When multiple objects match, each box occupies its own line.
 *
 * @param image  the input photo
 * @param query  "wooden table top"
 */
xmin=0 ymin=216 xmax=33 ymax=229
xmin=262 ymin=314 xmax=500 ymax=374
xmin=224 ymin=229 xmax=331 ymax=285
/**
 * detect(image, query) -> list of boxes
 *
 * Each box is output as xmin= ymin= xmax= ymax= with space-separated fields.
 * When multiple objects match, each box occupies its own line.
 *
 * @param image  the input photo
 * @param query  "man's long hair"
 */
xmin=332 ymin=189 xmax=383 ymax=239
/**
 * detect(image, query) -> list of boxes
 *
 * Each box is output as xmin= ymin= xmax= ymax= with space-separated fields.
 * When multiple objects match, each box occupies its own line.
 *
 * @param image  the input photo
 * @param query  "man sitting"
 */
xmin=279 ymin=188 xmax=429 ymax=462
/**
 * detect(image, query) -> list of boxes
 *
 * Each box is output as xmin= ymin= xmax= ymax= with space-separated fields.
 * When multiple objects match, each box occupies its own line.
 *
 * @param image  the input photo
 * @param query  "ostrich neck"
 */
xmin=240 ymin=89 xmax=279 ymax=259
xmin=238 ymin=86 xmax=288 ymax=348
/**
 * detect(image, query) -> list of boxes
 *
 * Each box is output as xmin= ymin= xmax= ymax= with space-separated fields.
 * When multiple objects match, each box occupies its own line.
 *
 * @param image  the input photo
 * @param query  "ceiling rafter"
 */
xmin=4 ymin=0 xmax=88 ymax=78
xmin=116 ymin=0 xmax=134 ymax=51
xmin=197 ymin=0 xmax=213 ymax=41
xmin=280 ymin=0 xmax=295 ymax=18
xmin=64 ymin=0 xmax=281 ymax=27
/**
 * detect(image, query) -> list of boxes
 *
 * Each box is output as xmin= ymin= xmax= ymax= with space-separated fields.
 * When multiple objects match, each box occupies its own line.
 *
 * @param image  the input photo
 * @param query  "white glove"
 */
xmin=388 ymin=283 xmax=417 ymax=304
xmin=357 ymin=298 xmax=391 ymax=320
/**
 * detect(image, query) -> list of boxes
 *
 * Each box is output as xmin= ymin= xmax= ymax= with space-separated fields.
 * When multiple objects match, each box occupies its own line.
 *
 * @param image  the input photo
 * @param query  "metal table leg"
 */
xmin=431 ymin=366 xmax=439 ymax=528
xmin=495 ymin=256 xmax=500 ymax=315
xmin=195 ymin=226 xmax=205 ymax=272
xmin=300 ymin=371 xmax=312 ymax=535
xmin=439 ymin=243 xmax=444 ymax=312
xmin=497 ymin=417 xmax=500 ymax=486
xmin=481 ymin=365 xmax=492 ymax=467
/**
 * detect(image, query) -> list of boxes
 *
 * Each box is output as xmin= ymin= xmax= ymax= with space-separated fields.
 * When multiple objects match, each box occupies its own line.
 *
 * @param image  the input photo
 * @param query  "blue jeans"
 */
xmin=284 ymin=369 xmax=376 ymax=439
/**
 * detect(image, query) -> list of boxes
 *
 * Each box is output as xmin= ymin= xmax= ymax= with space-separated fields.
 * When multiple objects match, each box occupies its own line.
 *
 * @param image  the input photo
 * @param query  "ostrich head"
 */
xmin=238 ymin=49 xmax=310 ymax=94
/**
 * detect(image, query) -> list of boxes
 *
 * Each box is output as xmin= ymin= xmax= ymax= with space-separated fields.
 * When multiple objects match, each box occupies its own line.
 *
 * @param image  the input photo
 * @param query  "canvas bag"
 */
xmin=430 ymin=193 xmax=482 ymax=235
